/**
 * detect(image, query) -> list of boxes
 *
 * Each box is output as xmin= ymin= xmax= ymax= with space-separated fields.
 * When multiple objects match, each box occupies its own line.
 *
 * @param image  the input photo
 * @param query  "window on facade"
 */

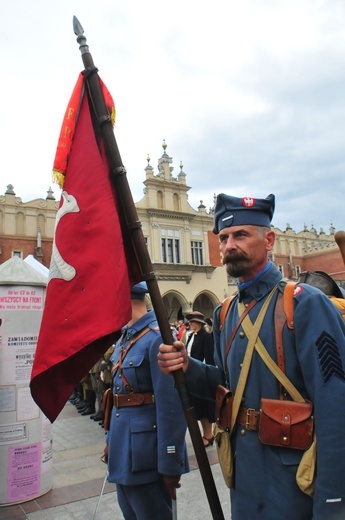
xmin=191 ymin=241 xmax=204 ymax=265
xmin=161 ymin=229 xmax=181 ymax=263
xmin=161 ymin=228 xmax=181 ymax=264
xmin=295 ymin=265 xmax=301 ymax=279
xmin=12 ymin=251 xmax=23 ymax=259
xmin=161 ymin=238 xmax=180 ymax=263
xmin=144 ymin=236 xmax=150 ymax=255
xmin=278 ymin=264 xmax=284 ymax=276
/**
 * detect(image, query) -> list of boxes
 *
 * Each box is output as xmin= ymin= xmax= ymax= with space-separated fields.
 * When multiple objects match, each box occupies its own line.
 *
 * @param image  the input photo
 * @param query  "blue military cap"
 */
xmin=131 ymin=281 xmax=149 ymax=300
xmin=213 ymin=193 xmax=275 ymax=234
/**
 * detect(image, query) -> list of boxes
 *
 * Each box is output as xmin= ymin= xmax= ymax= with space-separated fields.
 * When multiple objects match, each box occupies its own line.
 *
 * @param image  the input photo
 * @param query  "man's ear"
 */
xmin=265 ymin=230 xmax=276 ymax=251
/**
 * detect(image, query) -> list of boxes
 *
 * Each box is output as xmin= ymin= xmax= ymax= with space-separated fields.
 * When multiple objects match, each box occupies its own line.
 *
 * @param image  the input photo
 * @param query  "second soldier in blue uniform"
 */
xmin=105 ymin=282 xmax=189 ymax=520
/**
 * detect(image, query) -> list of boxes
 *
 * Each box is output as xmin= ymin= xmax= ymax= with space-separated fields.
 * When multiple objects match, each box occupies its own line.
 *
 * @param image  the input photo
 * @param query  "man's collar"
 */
xmin=122 ymin=310 xmax=155 ymax=341
xmin=238 ymin=262 xmax=282 ymax=302
xmin=237 ymin=260 xmax=271 ymax=291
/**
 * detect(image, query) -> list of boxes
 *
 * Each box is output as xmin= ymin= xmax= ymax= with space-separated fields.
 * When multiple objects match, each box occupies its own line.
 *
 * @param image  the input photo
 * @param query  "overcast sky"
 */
xmin=2 ymin=0 xmax=345 ymax=233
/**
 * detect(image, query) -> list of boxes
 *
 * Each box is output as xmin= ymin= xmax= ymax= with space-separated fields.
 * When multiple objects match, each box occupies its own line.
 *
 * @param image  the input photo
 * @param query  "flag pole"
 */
xmin=72 ymin=16 xmax=225 ymax=520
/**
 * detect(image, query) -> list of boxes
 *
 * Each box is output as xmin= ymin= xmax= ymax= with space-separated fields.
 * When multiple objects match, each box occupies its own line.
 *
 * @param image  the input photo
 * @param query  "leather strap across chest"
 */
xmin=112 ymin=326 xmax=150 ymax=392
xmin=223 ymin=299 xmax=257 ymax=378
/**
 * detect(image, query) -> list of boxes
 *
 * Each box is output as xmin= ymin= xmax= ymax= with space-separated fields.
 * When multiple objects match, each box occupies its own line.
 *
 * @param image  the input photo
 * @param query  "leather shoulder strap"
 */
xmin=223 ymin=299 xmax=257 ymax=376
xmin=330 ymin=296 xmax=345 ymax=318
xmin=219 ymin=295 xmax=236 ymax=331
xmin=284 ymin=282 xmax=296 ymax=330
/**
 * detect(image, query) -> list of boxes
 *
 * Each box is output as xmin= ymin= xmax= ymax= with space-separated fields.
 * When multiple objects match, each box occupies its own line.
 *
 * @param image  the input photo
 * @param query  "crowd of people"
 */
xmin=69 ymin=346 xmax=114 ymax=427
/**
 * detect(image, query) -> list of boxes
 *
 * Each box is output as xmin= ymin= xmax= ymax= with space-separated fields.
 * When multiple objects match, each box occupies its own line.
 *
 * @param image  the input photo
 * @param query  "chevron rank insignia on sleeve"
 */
xmin=316 ymin=331 xmax=345 ymax=383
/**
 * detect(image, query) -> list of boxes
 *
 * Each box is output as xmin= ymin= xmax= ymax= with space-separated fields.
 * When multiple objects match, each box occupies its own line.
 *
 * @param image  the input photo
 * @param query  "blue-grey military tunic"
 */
xmin=107 ymin=310 xmax=189 ymax=486
xmin=185 ymin=262 xmax=345 ymax=520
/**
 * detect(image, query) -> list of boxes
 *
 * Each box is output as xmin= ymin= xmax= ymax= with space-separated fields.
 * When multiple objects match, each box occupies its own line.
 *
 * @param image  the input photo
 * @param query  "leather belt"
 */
xmin=113 ymin=392 xmax=155 ymax=409
xmin=237 ymin=406 xmax=260 ymax=431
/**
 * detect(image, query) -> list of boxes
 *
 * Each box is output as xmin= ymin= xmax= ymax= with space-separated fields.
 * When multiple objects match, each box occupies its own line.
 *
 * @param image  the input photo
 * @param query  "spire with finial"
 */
xmin=158 ymin=140 xmax=173 ymax=178
xmin=177 ymin=159 xmax=186 ymax=183
xmin=5 ymin=184 xmax=15 ymax=195
xmin=46 ymin=187 xmax=55 ymax=200
xmin=145 ymin=153 xmax=153 ymax=177
xmin=198 ymin=200 xmax=206 ymax=213
xmin=329 ymin=221 xmax=335 ymax=235
xmin=162 ymin=139 xmax=167 ymax=155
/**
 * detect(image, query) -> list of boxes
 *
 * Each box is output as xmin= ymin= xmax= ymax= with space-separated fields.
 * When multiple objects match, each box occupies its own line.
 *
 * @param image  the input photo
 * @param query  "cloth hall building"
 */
xmin=0 ymin=143 xmax=344 ymax=322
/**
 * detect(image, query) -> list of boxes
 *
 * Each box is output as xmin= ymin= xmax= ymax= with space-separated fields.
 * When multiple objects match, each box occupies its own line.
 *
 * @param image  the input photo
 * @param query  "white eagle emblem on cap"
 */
xmin=242 ymin=197 xmax=255 ymax=207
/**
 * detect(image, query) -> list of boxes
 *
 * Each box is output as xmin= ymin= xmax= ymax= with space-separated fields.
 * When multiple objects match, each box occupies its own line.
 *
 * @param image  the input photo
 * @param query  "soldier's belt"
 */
xmin=113 ymin=392 xmax=155 ymax=408
xmin=237 ymin=406 xmax=260 ymax=431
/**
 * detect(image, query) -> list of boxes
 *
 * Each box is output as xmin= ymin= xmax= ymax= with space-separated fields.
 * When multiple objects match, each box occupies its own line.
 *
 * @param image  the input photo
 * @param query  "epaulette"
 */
xmin=148 ymin=321 xmax=160 ymax=333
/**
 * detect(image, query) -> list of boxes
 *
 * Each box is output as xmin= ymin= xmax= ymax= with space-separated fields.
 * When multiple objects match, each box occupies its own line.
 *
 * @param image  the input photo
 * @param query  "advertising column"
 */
xmin=0 ymin=259 xmax=52 ymax=505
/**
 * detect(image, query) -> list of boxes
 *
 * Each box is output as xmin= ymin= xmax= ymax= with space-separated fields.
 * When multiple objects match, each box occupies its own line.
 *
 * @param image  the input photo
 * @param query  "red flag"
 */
xmin=30 ymin=76 xmax=139 ymax=422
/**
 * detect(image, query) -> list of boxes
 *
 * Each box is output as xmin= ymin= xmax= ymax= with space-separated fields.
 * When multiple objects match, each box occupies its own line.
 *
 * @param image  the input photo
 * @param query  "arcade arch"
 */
xmin=161 ymin=290 xmax=190 ymax=324
xmin=161 ymin=289 xmax=220 ymax=324
xmin=193 ymin=291 xmax=220 ymax=321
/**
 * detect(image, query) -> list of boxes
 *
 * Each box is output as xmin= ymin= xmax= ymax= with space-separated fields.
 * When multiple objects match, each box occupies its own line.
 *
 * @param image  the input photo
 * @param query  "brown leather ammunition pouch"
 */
xmin=215 ymin=385 xmax=233 ymax=431
xmin=258 ymin=398 xmax=314 ymax=450
xmin=102 ymin=387 xmax=113 ymax=432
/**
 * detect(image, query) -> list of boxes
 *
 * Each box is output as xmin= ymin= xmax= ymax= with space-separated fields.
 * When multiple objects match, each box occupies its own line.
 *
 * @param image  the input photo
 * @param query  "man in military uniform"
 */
xmin=105 ymin=282 xmax=189 ymax=520
xmin=158 ymin=193 xmax=345 ymax=520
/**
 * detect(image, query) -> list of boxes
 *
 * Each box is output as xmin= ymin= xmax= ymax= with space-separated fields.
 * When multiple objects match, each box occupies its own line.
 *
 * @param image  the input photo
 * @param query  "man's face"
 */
xmin=189 ymin=321 xmax=201 ymax=332
xmin=219 ymin=224 xmax=275 ymax=282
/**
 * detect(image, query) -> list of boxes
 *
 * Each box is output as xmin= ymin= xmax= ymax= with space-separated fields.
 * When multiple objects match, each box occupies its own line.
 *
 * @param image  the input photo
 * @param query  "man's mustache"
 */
xmin=223 ymin=252 xmax=248 ymax=264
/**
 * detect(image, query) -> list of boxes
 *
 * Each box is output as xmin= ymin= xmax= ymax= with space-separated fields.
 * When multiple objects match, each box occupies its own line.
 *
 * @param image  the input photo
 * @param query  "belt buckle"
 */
xmin=245 ymin=408 xmax=255 ymax=430
xmin=114 ymin=394 xmax=120 ymax=408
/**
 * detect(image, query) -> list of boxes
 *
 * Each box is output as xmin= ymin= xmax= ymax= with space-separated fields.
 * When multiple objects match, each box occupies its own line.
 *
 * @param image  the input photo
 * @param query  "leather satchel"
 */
xmin=214 ymin=385 xmax=234 ymax=488
xmin=258 ymin=398 xmax=314 ymax=450
xmin=213 ymin=422 xmax=233 ymax=488
xmin=215 ymin=385 xmax=233 ymax=431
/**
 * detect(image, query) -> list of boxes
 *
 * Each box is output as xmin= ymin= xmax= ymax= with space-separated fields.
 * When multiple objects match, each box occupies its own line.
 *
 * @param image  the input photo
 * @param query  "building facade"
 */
xmin=135 ymin=143 xmax=227 ymax=322
xmin=270 ymin=222 xmax=344 ymax=285
xmin=1 ymin=143 xmax=344 ymax=321
xmin=0 ymin=185 xmax=58 ymax=267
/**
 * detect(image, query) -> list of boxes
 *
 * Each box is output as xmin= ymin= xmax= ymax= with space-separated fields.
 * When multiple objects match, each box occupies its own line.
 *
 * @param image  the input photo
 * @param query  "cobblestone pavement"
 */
xmin=2 ymin=402 xmax=231 ymax=520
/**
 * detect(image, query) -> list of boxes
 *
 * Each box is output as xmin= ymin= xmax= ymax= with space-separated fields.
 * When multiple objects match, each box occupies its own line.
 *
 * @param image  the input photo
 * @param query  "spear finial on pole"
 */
xmin=73 ymin=16 xmax=89 ymax=56
xmin=73 ymin=16 xmax=94 ymax=70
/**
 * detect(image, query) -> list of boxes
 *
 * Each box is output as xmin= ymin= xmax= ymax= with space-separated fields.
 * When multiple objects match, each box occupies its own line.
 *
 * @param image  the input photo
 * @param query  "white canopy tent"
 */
xmin=24 ymin=255 xmax=49 ymax=279
xmin=0 ymin=256 xmax=48 ymax=285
